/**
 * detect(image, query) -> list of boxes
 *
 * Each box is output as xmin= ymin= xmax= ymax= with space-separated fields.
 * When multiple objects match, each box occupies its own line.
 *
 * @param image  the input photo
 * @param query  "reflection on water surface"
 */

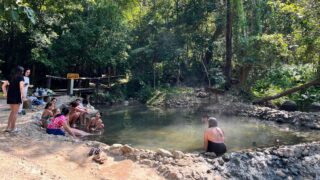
xmin=86 ymin=105 xmax=320 ymax=152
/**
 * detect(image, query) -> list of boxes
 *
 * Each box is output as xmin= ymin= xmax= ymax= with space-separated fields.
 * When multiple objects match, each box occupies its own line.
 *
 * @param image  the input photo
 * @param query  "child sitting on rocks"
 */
xmin=40 ymin=102 xmax=54 ymax=128
xmin=86 ymin=112 xmax=104 ymax=132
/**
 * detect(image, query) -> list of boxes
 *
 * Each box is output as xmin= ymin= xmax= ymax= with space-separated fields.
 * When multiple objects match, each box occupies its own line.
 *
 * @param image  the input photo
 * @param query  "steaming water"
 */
xmin=87 ymin=105 xmax=320 ymax=152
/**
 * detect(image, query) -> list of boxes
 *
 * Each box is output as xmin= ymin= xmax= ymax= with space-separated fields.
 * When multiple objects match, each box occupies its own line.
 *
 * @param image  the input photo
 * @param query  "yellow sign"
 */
xmin=67 ymin=73 xmax=80 ymax=79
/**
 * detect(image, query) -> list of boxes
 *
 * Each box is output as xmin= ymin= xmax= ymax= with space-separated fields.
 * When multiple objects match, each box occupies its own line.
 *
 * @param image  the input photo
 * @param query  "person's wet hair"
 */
xmin=55 ymin=107 xmax=69 ymax=118
xmin=51 ymin=98 xmax=57 ymax=102
xmin=52 ymin=108 xmax=59 ymax=115
xmin=208 ymin=117 xmax=218 ymax=128
xmin=82 ymin=99 xmax=88 ymax=105
xmin=61 ymin=107 xmax=69 ymax=115
xmin=70 ymin=101 xmax=79 ymax=107
xmin=45 ymin=102 xmax=53 ymax=109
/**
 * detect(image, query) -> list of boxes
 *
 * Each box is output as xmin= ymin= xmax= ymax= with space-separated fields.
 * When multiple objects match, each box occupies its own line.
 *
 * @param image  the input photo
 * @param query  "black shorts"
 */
xmin=207 ymin=141 xmax=227 ymax=156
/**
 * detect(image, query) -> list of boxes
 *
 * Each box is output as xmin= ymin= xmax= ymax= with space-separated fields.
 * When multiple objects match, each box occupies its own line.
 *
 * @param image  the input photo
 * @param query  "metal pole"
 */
xmin=67 ymin=79 xmax=74 ymax=96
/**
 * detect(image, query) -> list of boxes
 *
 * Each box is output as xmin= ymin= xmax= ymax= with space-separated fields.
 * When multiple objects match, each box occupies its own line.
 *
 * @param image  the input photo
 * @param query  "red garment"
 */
xmin=47 ymin=115 xmax=66 ymax=129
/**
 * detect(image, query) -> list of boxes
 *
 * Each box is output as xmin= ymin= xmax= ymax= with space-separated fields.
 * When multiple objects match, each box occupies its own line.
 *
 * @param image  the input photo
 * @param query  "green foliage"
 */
xmin=91 ymin=92 xmax=112 ymax=104
xmin=0 ymin=0 xmax=36 ymax=26
xmin=208 ymin=67 xmax=225 ymax=88
xmin=125 ymin=78 xmax=153 ymax=103
xmin=0 ymin=0 xmax=319 ymax=107
xmin=34 ymin=1 xmax=129 ymax=76
xmin=252 ymin=64 xmax=318 ymax=106
xmin=291 ymin=87 xmax=320 ymax=110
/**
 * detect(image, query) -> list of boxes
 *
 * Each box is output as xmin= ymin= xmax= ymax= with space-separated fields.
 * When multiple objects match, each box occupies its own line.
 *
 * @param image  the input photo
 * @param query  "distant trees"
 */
xmin=0 ymin=0 xmax=318 ymax=101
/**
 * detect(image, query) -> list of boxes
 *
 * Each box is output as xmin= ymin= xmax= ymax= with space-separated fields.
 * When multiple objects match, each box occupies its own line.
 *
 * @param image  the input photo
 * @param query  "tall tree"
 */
xmin=224 ymin=0 xmax=232 ymax=89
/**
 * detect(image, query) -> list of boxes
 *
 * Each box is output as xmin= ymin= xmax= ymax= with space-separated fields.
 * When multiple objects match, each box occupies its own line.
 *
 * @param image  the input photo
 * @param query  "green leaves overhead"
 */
xmin=0 ymin=0 xmax=318 ymax=99
xmin=46 ymin=0 xmax=129 ymax=75
xmin=0 ymin=0 xmax=36 ymax=24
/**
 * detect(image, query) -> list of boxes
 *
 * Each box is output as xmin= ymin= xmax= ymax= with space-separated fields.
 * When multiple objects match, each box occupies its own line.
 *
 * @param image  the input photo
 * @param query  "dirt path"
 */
xmin=0 ymin=102 xmax=164 ymax=180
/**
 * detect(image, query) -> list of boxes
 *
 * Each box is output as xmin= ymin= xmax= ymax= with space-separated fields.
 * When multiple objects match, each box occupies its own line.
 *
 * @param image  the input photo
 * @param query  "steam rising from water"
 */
xmin=87 ymin=105 xmax=320 ymax=152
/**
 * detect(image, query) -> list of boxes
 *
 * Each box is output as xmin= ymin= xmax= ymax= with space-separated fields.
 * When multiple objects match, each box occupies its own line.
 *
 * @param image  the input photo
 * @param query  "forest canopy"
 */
xmin=0 ymin=0 xmax=319 ymax=106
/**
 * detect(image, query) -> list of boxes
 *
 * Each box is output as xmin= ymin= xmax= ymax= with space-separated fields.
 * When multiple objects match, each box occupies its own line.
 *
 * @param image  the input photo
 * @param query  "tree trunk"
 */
xmin=224 ymin=0 xmax=232 ymax=89
xmin=253 ymin=78 xmax=320 ymax=104
xmin=201 ymin=52 xmax=211 ymax=87
xmin=239 ymin=64 xmax=252 ymax=88
xmin=177 ymin=60 xmax=181 ymax=87
xmin=153 ymin=63 xmax=156 ymax=89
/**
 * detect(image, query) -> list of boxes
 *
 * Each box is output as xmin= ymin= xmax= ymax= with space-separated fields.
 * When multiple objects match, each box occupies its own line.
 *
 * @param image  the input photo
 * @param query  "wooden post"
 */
xmin=78 ymin=79 xmax=82 ymax=97
xmin=108 ymin=67 xmax=111 ymax=88
xmin=108 ymin=75 xmax=110 ymax=88
xmin=95 ymin=79 xmax=100 ymax=93
xmin=46 ymin=76 xmax=52 ymax=89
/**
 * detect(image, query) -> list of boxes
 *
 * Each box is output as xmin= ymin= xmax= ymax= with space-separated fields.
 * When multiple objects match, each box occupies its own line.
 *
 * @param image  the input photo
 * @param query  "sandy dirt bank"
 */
xmin=0 ymin=100 xmax=164 ymax=180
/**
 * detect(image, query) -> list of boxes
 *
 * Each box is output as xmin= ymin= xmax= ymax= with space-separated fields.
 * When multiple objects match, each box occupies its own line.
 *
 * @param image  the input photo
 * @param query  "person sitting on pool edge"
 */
xmin=40 ymin=102 xmax=54 ymax=128
xmin=86 ymin=112 xmax=104 ymax=132
xmin=69 ymin=101 xmax=88 ymax=127
xmin=47 ymin=107 xmax=76 ymax=137
xmin=203 ymin=117 xmax=227 ymax=156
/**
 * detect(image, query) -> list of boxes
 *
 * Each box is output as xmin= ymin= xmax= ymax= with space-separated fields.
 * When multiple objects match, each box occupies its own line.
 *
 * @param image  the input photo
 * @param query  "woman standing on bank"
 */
xmin=1 ymin=66 xmax=25 ymax=132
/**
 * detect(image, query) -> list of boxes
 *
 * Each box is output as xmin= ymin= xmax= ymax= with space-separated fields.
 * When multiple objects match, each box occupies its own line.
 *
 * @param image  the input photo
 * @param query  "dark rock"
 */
xmin=308 ymin=102 xmax=320 ymax=112
xmin=222 ymin=154 xmax=230 ymax=162
xmin=218 ymin=159 xmax=224 ymax=166
xmin=289 ymin=167 xmax=299 ymax=176
xmin=280 ymin=100 xmax=298 ymax=111
xmin=233 ymin=157 xmax=241 ymax=166
xmin=203 ymin=152 xmax=217 ymax=159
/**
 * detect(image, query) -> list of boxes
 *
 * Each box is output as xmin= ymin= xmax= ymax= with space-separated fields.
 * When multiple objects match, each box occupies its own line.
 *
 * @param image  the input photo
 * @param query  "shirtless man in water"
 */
xmin=69 ymin=101 xmax=88 ymax=127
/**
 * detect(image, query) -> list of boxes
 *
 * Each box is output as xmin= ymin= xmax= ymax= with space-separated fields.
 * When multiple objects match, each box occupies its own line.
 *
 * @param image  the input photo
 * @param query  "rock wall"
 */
xmin=161 ymin=88 xmax=320 ymax=130
xmin=201 ymin=103 xmax=320 ymax=130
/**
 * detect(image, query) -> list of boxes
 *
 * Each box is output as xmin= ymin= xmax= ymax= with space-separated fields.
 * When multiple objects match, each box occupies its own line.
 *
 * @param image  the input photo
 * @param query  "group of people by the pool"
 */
xmin=40 ymin=98 xmax=105 ymax=138
xmin=3 ymin=65 xmax=226 ymax=156
xmin=1 ymin=66 xmax=103 ymax=136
